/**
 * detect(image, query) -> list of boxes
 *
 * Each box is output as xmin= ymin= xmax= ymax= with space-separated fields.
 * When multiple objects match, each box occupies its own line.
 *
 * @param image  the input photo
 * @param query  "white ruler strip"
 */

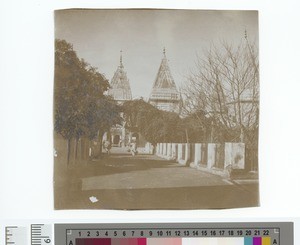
xmin=5 ymin=226 xmax=27 ymax=245
xmin=31 ymin=224 xmax=52 ymax=245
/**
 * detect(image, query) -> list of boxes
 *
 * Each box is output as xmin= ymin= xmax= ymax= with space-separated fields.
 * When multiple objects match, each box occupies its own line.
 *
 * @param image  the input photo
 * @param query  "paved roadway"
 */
xmin=54 ymin=147 xmax=259 ymax=210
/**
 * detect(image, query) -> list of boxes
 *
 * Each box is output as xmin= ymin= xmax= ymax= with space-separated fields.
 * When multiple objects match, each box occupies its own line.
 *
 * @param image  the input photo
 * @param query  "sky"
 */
xmin=55 ymin=9 xmax=258 ymax=99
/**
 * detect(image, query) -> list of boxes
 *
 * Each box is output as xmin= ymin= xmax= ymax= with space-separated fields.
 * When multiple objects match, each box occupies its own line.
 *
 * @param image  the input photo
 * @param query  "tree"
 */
xmin=182 ymin=37 xmax=259 ymax=144
xmin=54 ymin=39 xmax=121 ymax=163
xmin=122 ymin=99 xmax=185 ymax=145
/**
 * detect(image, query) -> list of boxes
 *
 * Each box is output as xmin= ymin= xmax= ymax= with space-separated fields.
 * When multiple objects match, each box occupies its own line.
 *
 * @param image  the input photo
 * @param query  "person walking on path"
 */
xmin=103 ymin=140 xmax=112 ymax=155
xmin=129 ymin=140 xmax=137 ymax=156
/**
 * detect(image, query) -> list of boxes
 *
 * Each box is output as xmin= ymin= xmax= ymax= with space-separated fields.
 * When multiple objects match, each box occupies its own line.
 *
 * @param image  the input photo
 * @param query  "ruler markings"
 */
xmin=1 ymin=223 xmax=289 ymax=244
xmin=66 ymin=229 xmax=284 ymax=245
xmin=60 ymin=224 xmax=289 ymax=245
xmin=31 ymin=224 xmax=52 ymax=245
xmin=67 ymin=227 xmax=279 ymax=233
xmin=5 ymin=227 xmax=15 ymax=245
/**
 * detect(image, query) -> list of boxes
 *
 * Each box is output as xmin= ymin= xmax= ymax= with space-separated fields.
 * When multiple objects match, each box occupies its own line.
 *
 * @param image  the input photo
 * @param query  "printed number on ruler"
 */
xmin=31 ymin=224 xmax=52 ymax=245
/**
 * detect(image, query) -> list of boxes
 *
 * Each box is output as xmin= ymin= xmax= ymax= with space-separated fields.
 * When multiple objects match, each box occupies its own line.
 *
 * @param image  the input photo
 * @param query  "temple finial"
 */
xmin=120 ymin=50 xmax=123 ymax=67
xmin=244 ymin=29 xmax=248 ymax=40
xmin=163 ymin=47 xmax=166 ymax=57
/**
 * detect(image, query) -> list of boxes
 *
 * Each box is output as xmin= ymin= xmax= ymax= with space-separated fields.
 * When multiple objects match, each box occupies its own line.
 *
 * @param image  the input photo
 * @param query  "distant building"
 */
xmin=107 ymin=51 xmax=132 ymax=146
xmin=149 ymin=48 xmax=181 ymax=113
xmin=108 ymin=51 xmax=132 ymax=103
xmin=106 ymin=49 xmax=181 ymax=149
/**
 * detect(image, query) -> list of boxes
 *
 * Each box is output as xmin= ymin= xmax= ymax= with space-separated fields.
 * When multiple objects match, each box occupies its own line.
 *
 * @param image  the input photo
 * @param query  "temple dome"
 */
xmin=149 ymin=48 xmax=181 ymax=113
xmin=108 ymin=51 xmax=132 ymax=102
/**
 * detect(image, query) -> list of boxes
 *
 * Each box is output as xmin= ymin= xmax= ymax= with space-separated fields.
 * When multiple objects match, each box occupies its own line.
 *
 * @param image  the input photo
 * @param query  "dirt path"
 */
xmin=54 ymin=147 xmax=259 ymax=210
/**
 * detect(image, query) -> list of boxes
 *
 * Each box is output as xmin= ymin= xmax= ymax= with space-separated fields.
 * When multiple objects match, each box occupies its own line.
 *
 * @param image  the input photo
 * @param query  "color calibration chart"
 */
xmin=54 ymin=223 xmax=293 ymax=245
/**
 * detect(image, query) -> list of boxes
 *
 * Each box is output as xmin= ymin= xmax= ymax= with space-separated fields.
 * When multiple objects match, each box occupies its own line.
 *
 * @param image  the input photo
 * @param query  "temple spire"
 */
xmin=244 ymin=29 xmax=248 ymax=40
xmin=149 ymin=49 xmax=180 ymax=113
xmin=120 ymin=50 xmax=123 ymax=68
xmin=109 ymin=51 xmax=132 ymax=101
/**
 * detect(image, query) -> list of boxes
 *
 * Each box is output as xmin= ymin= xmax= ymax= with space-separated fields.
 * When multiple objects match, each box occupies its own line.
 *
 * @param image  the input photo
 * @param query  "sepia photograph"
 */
xmin=54 ymin=9 xmax=259 ymax=210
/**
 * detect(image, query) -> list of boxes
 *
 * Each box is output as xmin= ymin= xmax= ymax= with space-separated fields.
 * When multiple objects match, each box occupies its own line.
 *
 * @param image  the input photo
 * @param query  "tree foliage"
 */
xmin=122 ymin=99 xmax=185 ymax=144
xmin=54 ymin=39 xmax=121 ymax=161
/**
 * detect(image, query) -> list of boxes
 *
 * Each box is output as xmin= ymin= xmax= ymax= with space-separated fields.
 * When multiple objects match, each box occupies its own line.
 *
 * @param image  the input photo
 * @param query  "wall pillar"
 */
xmin=167 ymin=143 xmax=172 ymax=159
xmin=224 ymin=143 xmax=245 ymax=169
xmin=194 ymin=143 xmax=202 ymax=166
xmin=162 ymin=143 xmax=167 ymax=156
xmin=224 ymin=143 xmax=232 ymax=169
xmin=171 ymin=143 xmax=177 ymax=160
xmin=207 ymin=143 xmax=216 ymax=169
xmin=159 ymin=143 xmax=163 ymax=156
xmin=177 ymin=144 xmax=183 ymax=162
xmin=184 ymin=143 xmax=191 ymax=165
xmin=232 ymin=143 xmax=245 ymax=169
xmin=156 ymin=143 xmax=159 ymax=155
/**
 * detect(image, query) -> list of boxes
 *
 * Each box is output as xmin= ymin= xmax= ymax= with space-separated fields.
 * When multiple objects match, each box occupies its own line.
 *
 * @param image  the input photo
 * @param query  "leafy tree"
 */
xmin=54 ymin=39 xmax=121 ymax=163
xmin=122 ymin=99 xmax=184 ymax=144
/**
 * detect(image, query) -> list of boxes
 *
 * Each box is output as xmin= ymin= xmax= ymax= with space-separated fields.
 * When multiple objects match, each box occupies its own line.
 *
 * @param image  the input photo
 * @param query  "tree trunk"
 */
xmin=210 ymin=121 xmax=214 ymax=143
xmin=88 ymin=140 xmax=92 ymax=162
xmin=82 ymin=138 xmax=87 ymax=162
xmin=78 ymin=138 xmax=82 ymax=161
xmin=82 ymin=138 xmax=87 ymax=161
xmin=240 ymin=127 xmax=244 ymax=143
xmin=75 ymin=138 xmax=78 ymax=158
xmin=98 ymin=131 xmax=104 ymax=158
xmin=74 ymin=138 xmax=78 ymax=164
xmin=153 ymin=144 xmax=156 ymax=155
xmin=67 ymin=138 xmax=71 ymax=165
xmin=83 ymin=138 xmax=89 ymax=163
xmin=185 ymin=128 xmax=189 ymax=143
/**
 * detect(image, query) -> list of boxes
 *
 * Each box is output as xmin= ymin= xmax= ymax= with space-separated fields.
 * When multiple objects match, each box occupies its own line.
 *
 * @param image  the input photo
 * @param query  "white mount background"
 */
xmin=0 ymin=0 xmax=299 ymax=241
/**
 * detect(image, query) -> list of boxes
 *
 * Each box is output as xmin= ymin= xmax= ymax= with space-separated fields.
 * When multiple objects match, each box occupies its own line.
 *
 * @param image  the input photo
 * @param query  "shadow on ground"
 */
xmin=54 ymin=148 xmax=259 ymax=210
xmin=55 ymin=184 xmax=259 ymax=210
xmin=55 ymin=152 xmax=184 ymax=181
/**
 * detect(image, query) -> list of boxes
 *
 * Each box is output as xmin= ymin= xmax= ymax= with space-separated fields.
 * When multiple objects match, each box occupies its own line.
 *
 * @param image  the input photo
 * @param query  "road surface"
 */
xmin=54 ymin=147 xmax=259 ymax=210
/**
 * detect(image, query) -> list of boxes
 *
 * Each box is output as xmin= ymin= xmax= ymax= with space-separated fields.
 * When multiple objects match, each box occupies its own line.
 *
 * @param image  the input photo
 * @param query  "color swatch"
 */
xmin=75 ymin=237 xmax=271 ymax=245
